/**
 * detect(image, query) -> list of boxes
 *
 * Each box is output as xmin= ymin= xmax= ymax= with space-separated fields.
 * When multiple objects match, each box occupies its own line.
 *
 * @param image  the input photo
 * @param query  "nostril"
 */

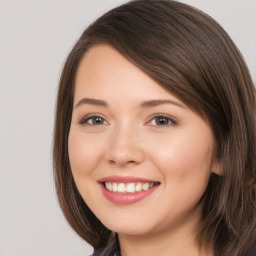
xmin=107 ymin=158 xmax=139 ymax=166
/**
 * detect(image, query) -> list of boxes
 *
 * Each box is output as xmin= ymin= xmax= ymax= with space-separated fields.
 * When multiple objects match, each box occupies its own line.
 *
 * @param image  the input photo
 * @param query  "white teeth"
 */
xmin=135 ymin=183 xmax=142 ymax=192
xmin=126 ymin=183 xmax=135 ymax=193
xmin=113 ymin=183 xmax=118 ymax=192
xmin=105 ymin=182 xmax=110 ymax=191
xmin=104 ymin=182 xmax=156 ymax=193
xmin=142 ymin=183 xmax=149 ymax=191
xmin=117 ymin=183 xmax=126 ymax=193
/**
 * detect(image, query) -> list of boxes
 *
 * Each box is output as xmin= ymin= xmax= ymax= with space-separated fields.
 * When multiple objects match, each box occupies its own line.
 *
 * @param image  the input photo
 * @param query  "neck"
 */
xmin=118 ymin=208 xmax=213 ymax=256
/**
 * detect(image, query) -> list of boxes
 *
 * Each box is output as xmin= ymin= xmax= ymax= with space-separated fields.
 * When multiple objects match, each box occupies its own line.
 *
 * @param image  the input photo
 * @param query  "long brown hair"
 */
xmin=53 ymin=1 xmax=256 ymax=255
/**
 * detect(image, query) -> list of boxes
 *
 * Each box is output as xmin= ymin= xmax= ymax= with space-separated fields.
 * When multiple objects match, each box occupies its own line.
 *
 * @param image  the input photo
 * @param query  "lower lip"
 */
xmin=99 ymin=183 xmax=159 ymax=204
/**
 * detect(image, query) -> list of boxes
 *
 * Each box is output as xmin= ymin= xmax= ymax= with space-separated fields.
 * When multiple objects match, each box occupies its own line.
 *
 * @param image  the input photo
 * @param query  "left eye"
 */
xmin=80 ymin=116 xmax=108 ymax=125
xmin=150 ymin=116 xmax=176 ymax=126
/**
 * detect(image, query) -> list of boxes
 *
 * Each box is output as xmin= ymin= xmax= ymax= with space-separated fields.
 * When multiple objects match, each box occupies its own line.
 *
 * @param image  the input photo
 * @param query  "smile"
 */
xmin=98 ymin=176 xmax=160 ymax=204
xmin=104 ymin=182 xmax=159 ymax=193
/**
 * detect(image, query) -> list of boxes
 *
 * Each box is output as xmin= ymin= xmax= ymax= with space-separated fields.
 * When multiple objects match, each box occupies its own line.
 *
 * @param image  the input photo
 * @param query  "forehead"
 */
xmin=74 ymin=44 xmax=182 ymax=104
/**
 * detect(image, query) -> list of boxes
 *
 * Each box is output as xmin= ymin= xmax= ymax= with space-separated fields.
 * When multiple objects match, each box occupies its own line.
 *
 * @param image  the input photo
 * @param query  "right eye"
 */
xmin=80 ymin=115 xmax=108 ymax=125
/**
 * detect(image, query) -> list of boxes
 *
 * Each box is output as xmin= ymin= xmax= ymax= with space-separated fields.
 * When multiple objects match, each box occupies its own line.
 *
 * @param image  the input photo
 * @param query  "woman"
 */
xmin=53 ymin=1 xmax=256 ymax=255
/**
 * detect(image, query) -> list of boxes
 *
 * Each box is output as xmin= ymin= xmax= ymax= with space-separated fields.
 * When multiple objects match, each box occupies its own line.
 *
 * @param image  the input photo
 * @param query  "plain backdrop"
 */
xmin=0 ymin=1 xmax=255 ymax=256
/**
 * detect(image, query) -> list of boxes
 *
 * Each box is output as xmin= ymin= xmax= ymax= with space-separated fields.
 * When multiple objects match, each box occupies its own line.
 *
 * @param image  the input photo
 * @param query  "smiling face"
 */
xmin=68 ymin=44 xmax=218 ymax=238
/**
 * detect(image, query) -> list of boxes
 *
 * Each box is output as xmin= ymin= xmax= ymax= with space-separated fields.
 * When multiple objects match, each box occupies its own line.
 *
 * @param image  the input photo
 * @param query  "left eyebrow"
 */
xmin=141 ymin=99 xmax=185 ymax=108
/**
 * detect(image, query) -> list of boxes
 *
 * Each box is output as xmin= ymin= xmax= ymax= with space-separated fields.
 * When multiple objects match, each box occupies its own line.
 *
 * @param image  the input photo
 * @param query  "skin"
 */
xmin=68 ymin=44 xmax=219 ymax=256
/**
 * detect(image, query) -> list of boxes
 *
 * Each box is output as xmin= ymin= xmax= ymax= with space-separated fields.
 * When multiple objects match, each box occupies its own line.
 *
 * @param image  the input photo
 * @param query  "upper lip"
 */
xmin=98 ymin=175 xmax=159 ymax=183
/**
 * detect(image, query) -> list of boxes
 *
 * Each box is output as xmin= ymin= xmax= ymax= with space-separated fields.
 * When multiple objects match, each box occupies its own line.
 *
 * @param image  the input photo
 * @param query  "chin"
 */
xmin=101 ymin=217 xmax=157 ymax=237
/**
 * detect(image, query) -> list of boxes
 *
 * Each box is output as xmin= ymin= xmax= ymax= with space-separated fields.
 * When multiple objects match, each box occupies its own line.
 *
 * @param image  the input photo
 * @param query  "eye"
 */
xmin=149 ymin=115 xmax=177 ymax=127
xmin=80 ymin=115 xmax=108 ymax=125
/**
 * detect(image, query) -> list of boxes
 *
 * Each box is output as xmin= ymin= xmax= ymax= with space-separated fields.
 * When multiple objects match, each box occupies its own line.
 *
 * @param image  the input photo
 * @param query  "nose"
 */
xmin=105 ymin=125 xmax=145 ymax=166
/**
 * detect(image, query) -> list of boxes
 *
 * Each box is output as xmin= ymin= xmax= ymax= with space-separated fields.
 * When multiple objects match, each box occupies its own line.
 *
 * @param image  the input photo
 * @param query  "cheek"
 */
xmin=150 ymin=130 xmax=213 ymax=192
xmin=68 ymin=130 xmax=104 ymax=178
xmin=68 ymin=130 xmax=107 ymax=206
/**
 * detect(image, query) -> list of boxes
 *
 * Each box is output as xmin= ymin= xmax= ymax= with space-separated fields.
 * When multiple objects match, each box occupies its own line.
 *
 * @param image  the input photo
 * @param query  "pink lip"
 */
xmin=98 ymin=176 xmax=160 ymax=205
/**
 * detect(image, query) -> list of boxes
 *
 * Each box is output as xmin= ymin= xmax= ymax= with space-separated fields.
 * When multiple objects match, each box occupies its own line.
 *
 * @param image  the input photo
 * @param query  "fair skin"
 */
xmin=68 ymin=44 xmax=218 ymax=256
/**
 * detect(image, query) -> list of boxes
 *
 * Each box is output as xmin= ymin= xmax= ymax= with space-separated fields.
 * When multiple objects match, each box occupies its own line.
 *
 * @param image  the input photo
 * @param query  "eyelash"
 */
xmin=79 ymin=114 xmax=178 ymax=127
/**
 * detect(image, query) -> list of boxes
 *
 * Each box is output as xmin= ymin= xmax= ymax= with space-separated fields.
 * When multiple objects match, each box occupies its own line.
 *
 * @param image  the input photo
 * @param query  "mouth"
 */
xmin=98 ymin=176 xmax=160 ymax=204
xmin=103 ymin=181 xmax=160 ymax=193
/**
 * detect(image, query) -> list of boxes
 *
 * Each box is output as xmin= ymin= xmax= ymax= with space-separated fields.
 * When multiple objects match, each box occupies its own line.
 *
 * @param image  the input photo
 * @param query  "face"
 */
xmin=68 ymin=44 xmax=218 ymax=237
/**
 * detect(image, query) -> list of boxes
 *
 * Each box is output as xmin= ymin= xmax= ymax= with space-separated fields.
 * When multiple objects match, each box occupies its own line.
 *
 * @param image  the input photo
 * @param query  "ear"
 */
xmin=211 ymin=160 xmax=223 ymax=175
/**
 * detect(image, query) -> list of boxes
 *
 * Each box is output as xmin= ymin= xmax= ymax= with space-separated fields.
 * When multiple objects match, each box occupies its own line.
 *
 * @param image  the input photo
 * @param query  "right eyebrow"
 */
xmin=74 ymin=98 xmax=108 ymax=109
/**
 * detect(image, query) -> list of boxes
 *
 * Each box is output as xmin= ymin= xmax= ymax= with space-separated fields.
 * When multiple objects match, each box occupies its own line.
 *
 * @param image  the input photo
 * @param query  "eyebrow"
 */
xmin=74 ymin=98 xmax=108 ymax=108
xmin=74 ymin=98 xmax=185 ymax=109
xmin=141 ymin=99 xmax=185 ymax=108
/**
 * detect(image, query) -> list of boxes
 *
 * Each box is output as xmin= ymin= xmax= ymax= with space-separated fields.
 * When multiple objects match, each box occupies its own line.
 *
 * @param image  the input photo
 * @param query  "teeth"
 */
xmin=105 ymin=182 xmax=112 ymax=191
xmin=113 ymin=183 xmax=118 ymax=192
xmin=126 ymin=183 xmax=135 ymax=193
xmin=135 ymin=183 xmax=142 ymax=192
xmin=142 ymin=183 xmax=149 ymax=191
xmin=117 ymin=183 xmax=125 ymax=193
xmin=104 ymin=182 xmax=157 ymax=193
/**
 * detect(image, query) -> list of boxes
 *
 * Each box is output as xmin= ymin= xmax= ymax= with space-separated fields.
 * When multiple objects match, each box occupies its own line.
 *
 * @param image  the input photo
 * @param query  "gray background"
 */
xmin=0 ymin=0 xmax=255 ymax=255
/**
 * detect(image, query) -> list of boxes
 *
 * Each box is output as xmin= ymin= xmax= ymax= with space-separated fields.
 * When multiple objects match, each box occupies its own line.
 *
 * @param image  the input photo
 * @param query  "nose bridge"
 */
xmin=105 ymin=121 xmax=144 ymax=166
